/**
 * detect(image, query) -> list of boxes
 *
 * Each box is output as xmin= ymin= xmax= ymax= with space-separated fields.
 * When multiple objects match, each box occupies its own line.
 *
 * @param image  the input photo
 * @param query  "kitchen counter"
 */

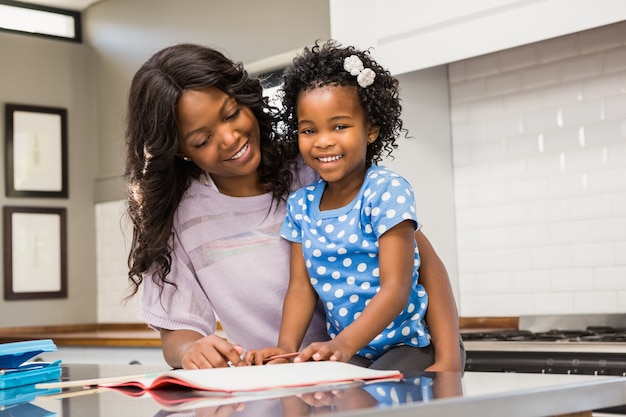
xmin=14 ymin=364 xmax=626 ymax=417
xmin=0 ymin=317 xmax=516 ymax=348
xmin=0 ymin=322 xmax=235 ymax=348
xmin=0 ymin=323 xmax=161 ymax=347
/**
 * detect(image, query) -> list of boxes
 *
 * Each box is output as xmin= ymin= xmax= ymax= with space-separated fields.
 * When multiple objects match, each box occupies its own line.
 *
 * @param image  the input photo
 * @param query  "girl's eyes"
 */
xmin=299 ymin=124 xmax=349 ymax=135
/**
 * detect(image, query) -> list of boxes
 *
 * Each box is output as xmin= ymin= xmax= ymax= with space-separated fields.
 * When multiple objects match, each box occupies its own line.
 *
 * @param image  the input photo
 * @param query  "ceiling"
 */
xmin=17 ymin=0 xmax=101 ymax=11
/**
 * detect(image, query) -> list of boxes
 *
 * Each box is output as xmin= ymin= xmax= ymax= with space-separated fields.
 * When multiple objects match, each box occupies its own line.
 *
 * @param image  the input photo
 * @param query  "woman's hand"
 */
xmin=160 ymin=329 xmax=244 ymax=369
xmin=181 ymin=334 xmax=244 ymax=369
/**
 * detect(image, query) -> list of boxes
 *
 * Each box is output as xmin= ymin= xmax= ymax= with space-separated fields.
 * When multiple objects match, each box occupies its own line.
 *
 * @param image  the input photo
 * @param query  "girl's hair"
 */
xmin=280 ymin=39 xmax=408 ymax=166
xmin=124 ymin=43 xmax=295 ymax=298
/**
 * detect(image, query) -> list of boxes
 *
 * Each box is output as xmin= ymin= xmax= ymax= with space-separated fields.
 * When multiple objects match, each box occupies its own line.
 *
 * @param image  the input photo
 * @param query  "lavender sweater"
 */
xmin=138 ymin=160 xmax=328 ymax=350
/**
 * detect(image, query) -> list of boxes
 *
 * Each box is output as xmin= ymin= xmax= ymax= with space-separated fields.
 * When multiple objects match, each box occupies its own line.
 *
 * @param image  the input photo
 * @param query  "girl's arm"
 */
xmin=297 ymin=220 xmax=416 ymax=362
xmin=277 ymin=242 xmax=319 ymax=352
xmin=415 ymin=230 xmax=463 ymax=372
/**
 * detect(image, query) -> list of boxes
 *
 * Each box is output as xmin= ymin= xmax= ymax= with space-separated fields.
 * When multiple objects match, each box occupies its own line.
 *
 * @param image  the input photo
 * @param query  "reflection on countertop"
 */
xmin=21 ymin=363 xmax=626 ymax=417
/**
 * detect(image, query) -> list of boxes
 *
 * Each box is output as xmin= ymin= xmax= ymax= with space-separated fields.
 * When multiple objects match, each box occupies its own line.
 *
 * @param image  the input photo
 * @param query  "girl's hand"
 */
xmin=180 ymin=334 xmax=244 ymax=369
xmin=295 ymin=339 xmax=355 ymax=363
xmin=243 ymin=347 xmax=292 ymax=365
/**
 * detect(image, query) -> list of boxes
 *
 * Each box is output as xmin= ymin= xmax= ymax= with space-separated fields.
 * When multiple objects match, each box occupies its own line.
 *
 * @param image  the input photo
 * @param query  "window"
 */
xmin=258 ymin=68 xmax=285 ymax=109
xmin=0 ymin=0 xmax=81 ymax=42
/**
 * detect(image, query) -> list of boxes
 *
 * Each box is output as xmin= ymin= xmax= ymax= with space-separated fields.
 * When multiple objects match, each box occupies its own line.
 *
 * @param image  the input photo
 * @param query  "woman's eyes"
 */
xmin=194 ymin=137 xmax=210 ymax=148
xmin=191 ymin=107 xmax=240 ymax=148
xmin=225 ymin=107 xmax=241 ymax=121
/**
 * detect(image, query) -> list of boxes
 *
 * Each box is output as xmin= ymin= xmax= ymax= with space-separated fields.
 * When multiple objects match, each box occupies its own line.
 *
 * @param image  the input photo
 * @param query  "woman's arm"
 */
xmin=415 ymin=230 xmax=463 ymax=372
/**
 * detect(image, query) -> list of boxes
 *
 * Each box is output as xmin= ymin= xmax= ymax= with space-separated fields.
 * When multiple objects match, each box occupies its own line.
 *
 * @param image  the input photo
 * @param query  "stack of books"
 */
xmin=0 ymin=339 xmax=61 ymax=409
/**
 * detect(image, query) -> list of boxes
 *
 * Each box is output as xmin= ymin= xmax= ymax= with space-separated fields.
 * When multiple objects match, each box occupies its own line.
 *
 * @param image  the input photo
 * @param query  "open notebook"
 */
xmin=36 ymin=361 xmax=402 ymax=394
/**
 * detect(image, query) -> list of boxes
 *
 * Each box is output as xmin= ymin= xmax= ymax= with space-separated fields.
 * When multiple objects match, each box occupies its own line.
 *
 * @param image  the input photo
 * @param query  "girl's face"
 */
xmin=176 ymin=86 xmax=262 ymax=195
xmin=296 ymin=85 xmax=379 ymax=188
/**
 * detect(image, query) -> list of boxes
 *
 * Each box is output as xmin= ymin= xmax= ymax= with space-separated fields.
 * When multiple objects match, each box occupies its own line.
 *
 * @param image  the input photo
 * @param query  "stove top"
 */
xmin=462 ymin=327 xmax=626 ymax=343
xmin=462 ymin=315 xmax=626 ymax=379
xmin=462 ymin=319 xmax=626 ymax=354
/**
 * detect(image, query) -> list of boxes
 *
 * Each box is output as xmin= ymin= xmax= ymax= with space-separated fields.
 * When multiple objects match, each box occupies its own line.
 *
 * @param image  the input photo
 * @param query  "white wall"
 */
xmin=0 ymin=31 xmax=98 ymax=326
xmin=451 ymin=22 xmax=626 ymax=316
xmin=384 ymin=67 xmax=459 ymax=301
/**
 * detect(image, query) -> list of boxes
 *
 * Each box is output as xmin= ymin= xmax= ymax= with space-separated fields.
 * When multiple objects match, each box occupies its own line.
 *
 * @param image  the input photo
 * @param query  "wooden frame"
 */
xmin=5 ymin=103 xmax=68 ymax=198
xmin=3 ymin=206 xmax=67 ymax=300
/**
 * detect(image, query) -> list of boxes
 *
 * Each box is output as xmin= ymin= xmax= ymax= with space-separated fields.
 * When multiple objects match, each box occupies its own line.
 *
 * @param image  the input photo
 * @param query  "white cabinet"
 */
xmin=330 ymin=0 xmax=626 ymax=74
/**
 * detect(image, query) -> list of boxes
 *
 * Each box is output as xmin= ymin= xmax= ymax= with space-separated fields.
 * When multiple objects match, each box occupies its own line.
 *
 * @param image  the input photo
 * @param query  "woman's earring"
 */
xmin=183 ymin=156 xmax=191 ymax=161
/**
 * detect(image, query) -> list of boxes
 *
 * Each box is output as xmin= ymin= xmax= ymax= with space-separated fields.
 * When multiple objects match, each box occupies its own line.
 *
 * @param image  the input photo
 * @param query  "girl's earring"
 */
xmin=182 ymin=156 xmax=191 ymax=161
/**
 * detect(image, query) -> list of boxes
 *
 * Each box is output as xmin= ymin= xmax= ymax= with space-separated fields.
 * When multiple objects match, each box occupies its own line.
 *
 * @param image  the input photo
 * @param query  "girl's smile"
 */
xmin=317 ymin=154 xmax=343 ymax=163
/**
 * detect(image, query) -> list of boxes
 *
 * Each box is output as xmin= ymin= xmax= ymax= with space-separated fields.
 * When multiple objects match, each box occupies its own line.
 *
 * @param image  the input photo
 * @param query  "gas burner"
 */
xmin=461 ymin=326 xmax=626 ymax=343
xmin=533 ymin=330 xmax=596 ymax=341
xmin=461 ymin=330 xmax=533 ymax=341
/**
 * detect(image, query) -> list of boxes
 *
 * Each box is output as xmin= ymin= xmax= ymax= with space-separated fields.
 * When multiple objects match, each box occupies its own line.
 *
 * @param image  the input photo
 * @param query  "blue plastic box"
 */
xmin=0 ymin=339 xmax=61 ymax=390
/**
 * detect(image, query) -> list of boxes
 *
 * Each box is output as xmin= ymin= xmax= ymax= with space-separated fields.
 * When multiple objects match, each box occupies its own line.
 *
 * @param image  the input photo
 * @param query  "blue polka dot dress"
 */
xmin=280 ymin=165 xmax=430 ymax=359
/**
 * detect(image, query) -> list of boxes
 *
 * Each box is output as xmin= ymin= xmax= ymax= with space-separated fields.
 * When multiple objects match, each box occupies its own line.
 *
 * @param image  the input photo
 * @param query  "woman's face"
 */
xmin=176 ymin=86 xmax=262 ymax=195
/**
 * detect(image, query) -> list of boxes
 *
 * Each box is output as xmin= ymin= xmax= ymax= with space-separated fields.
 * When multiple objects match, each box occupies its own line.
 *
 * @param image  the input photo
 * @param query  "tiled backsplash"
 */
xmin=96 ymin=200 xmax=140 ymax=322
xmin=96 ymin=22 xmax=626 ymax=321
xmin=450 ymin=22 xmax=626 ymax=316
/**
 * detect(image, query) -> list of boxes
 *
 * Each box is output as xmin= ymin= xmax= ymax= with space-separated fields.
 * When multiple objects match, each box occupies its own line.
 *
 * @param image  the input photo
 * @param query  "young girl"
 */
xmin=251 ymin=40 xmax=443 ymax=370
xmin=125 ymin=43 xmax=463 ymax=371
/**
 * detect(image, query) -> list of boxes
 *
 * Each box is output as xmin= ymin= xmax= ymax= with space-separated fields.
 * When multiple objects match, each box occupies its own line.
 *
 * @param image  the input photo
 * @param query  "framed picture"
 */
xmin=3 ymin=206 xmax=68 ymax=300
xmin=4 ymin=104 xmax=68 ymax=198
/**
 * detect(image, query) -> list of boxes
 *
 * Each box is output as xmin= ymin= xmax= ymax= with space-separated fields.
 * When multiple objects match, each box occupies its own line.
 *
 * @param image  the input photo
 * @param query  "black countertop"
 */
xmin=7 ymin=364 xmax=626 ymax=417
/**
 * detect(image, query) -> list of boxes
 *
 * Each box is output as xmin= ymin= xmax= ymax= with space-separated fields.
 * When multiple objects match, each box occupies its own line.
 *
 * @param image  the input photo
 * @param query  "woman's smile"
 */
xmin=227 ymin=141 xmax=249 ymax=161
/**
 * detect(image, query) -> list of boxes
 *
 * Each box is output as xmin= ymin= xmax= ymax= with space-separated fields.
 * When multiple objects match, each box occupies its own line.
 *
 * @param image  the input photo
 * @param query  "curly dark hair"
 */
xmin=279 ymin=39 xmax=408 ymax=166
xmin=124 ymin=43 xmax=295 ymax=298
